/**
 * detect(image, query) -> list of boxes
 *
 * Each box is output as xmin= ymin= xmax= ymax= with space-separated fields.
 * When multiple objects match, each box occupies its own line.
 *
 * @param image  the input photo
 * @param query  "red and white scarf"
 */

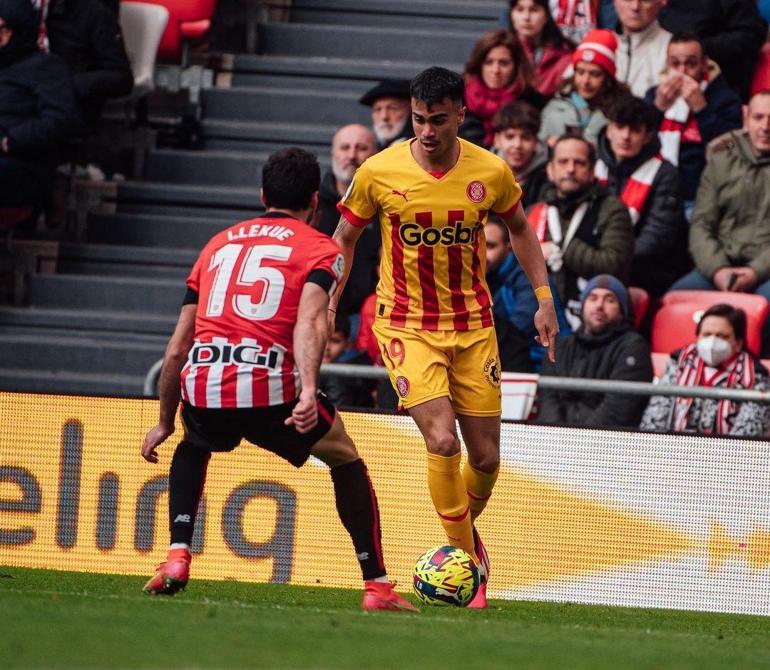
xmin=551 ymin=0 xmax=596 ymax=43
xmin=659 ymin=73 xmax=711 ymax=166
xmin=594 ymin=154 xmax=664 ymax=225
xmin=30 ymin=0 xmax=49 ymax=52
xmin=672 ymin=343 xmax=755 ymax=434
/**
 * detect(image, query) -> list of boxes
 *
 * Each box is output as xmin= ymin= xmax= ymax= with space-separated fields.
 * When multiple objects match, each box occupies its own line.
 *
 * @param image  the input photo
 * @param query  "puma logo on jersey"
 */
xmin=391 ymin=188 xmax=410 ymax=202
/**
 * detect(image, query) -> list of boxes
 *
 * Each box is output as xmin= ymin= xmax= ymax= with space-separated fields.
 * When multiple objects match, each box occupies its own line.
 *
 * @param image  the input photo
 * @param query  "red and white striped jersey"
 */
xmin=181 ymin=212 xmax=344 ymax=408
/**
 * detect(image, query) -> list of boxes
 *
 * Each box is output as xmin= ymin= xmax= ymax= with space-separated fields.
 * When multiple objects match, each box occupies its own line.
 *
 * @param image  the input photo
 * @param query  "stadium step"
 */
xmin=203 ymin=86 xmax=370 ymax=126
xmin=290 ymin=0 xmax=501 ymax=30
xmin=256 ymin=21 xmax=479 ymax=63
xmin=0 ymin=306 xmax=177 ymax=336
xmin=113 ymin=181 xmax=264 ymax=214
xmin=0 ymin=332 xmax=164 ymax=378
xmin=87 ymin=212 xmax=232 ymax=249
xmin=201 ymin=120 xmax=336 ymax=153
xmin=25 ymin=274 xmax=185 ymax=315
xmin=57 ymin=243 xmax=196 ymax=278
xmin=0 ymin=366 xmax=147 ymax=396
xmin=226 ymin=54 xmax=459 ymax=82
xmin=229 ymin=71 xmax=375 ymax=92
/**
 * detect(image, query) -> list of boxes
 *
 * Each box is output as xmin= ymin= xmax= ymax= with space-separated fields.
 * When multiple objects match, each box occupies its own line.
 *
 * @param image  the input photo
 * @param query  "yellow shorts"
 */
xmin=372 ymin=322 xmax=502 ymax=416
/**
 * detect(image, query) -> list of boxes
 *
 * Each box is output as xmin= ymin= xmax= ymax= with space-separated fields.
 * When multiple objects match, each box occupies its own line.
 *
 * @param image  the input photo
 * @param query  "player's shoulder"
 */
xmin=459 ymin=138 xmax=508 ymax=172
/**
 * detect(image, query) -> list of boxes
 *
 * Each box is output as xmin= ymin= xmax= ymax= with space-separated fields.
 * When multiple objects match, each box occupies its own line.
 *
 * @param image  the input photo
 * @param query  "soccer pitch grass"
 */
xmin=2 ymin=567 xmax=770 ymax=669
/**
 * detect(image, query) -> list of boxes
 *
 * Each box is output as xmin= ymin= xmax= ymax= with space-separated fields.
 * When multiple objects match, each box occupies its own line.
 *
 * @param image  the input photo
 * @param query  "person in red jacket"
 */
xmin=508 ymin=0 xmax=574 ymax=99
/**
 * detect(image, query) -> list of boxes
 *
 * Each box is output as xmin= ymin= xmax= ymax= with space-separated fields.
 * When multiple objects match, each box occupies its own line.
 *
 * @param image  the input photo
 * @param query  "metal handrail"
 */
xmin=142 ymin=359 xmax=770 ymax=404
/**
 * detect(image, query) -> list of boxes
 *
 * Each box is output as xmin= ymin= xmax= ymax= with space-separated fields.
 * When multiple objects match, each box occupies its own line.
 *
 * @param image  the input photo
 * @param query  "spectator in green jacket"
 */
xmin=669 ymin=91 xmax=770 ymax=354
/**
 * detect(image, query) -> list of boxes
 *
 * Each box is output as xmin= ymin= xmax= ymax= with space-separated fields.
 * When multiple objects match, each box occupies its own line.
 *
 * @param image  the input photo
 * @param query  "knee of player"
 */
xmin=424 ymin=432 xmax=461 ymax=457
xmin=312 ymin=433 xmax=359 ymax=467
xmin=468 ymin=451 xmax=500 ymax=473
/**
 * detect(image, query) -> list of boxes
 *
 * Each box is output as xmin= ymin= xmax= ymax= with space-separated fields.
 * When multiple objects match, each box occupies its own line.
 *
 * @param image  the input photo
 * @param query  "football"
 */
xmin=412 ymin=545 xmax=480 ymax=606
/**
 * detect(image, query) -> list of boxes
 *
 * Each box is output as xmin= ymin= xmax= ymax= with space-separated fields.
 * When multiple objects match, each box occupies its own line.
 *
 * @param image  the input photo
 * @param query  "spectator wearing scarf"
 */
xmin=641 ymin=304 xmax=770 ymax=437
xmin=462 ymin=28 xmax=546 ymax=147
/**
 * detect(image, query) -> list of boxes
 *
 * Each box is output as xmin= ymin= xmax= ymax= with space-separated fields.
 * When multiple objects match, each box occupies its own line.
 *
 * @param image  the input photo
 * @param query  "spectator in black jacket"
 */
xmin=596 ymin=94 xmax=687 ymax=297
xmin=46 ymin=0 xmax=133 ymax=127
xmin=320 ymin=313 xmax=375 ymax=409
xmin=0 ymin=0 xmax=83 ymax=206
xmin=316 ymin=123 xmax=379 ymax=316
xmin=658 ymin=0 xmax=767 ymax=101
xmin=536 ymin=273 xmax=653 ymax=428
xmin=644 ymin=33 xmax=743 ymax=212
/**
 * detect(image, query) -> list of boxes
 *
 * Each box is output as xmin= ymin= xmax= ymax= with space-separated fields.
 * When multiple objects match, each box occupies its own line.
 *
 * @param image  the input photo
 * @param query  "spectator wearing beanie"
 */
xmin=536 ymin=273 xmax=653 ymax=428
xmin=540 ymin=28 xmax=627 ymax=147
xmin=462 ymin=28 xmax=547 ymax=147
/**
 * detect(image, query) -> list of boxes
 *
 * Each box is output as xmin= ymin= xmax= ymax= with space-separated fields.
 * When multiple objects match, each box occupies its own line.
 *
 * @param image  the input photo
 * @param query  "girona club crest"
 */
xmin=466 ymin=180 xmax=486 ymax=204
xmin=395 ymin=376 xmax=410 ymax=398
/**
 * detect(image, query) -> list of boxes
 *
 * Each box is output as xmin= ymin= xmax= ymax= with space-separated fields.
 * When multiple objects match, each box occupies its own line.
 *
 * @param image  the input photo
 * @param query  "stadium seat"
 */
xmin=652 ymin=291 xmax=769 ymax=355
xmin=128 ymin=0 xmax=216 ymax=64
xmin=628 ymin=286 xmax=649 ymax=330
xmin=119 ymin=1 xmax=169 ymax=96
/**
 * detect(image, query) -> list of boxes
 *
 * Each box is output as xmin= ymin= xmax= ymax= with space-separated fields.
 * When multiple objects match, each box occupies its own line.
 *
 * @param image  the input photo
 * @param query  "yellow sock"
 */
xmin=463 ymin=461 xmax=499 ymax=522
xmin=426 ymin=452 xmax=477 ymax=561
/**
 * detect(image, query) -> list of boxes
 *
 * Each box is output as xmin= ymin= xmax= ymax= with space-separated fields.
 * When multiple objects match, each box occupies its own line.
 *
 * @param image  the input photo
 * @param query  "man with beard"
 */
xmin=317 ymin=124 xmax=379 ymax=316
xmin=536 ymin=273 xmax=653 ymax=428
xmin=359 ymin=79 xmax=413 ymax=150
xmin=526 ymin=135 xmax=633 ymax=330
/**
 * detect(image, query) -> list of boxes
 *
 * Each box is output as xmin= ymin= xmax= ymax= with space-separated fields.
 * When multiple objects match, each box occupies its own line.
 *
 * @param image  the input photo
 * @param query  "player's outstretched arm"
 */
xmin=287 ymin=282 xmax=330 ymax=434
xmin=142 ymin=304 xmax=196 ymax=463
xmin=502 ymin=206 xmax=559 ymax=362
xmin=329 ymin=215 xmax=365 ymax=326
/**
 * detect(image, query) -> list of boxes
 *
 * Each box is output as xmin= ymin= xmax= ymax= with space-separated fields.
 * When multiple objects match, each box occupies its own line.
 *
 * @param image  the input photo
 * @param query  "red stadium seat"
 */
xmin=751 ymin=43 xmax=770 ymax=98
xmin=652 ymin=291 xmax=769 ymax=355
xmin=125 ymin=0 xmax=216 ymax=64
xmin=628 ymin=286 xmax=649 ymax=330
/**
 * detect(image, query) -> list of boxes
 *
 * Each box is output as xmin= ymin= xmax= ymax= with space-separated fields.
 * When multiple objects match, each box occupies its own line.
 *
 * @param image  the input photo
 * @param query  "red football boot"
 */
xmin=467 ymin=527 xmax=489 ymax=609
xmin=361 ymin=581 xmax=420 ymax=612
xmin=143 ymin=548 xmax=191 ymax=596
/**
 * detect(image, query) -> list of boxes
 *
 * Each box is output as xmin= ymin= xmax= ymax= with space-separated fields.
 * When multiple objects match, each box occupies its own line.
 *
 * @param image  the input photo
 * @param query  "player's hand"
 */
xmin=285 ymin=388 xmax=318 ymax=434
xmin=534 ymin=299 xmax=559 ymax=363
xmin=142 ymin=423 xmax=174 ymax=463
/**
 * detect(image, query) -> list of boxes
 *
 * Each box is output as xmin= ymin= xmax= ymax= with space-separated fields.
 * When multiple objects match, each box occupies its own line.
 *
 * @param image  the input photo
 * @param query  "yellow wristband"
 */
xmin=534 ymin=285 xmax=553 ymax=301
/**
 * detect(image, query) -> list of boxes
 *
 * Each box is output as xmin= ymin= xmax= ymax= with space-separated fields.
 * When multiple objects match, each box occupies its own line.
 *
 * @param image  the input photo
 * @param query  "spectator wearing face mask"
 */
xmin=640 ymin=304 xmax=770 ymax=437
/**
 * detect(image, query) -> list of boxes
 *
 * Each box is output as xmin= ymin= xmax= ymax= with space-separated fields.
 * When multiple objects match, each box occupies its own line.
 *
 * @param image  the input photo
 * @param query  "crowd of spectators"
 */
xmin=318 ymin=0 xmax=770 ymax=439
xmin=0 ymin=0 xmax=131 ymax=214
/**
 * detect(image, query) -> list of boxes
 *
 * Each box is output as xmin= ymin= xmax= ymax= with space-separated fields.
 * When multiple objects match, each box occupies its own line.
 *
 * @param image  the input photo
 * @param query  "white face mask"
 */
xmin=696 ymin=335 xmax=733 ymax=367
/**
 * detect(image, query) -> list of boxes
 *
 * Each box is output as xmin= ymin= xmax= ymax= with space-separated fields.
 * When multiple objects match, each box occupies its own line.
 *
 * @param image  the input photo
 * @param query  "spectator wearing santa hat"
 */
xmin=540 ymin=29 xmax=629 ymax=147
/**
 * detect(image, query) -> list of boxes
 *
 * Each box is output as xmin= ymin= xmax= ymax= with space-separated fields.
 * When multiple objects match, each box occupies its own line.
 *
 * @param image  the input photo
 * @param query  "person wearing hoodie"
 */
xmin=0 ymin=0 xmax=83 ymax=207
xmin=492 ymin=101 xmax=550 ymax=207
xmin=595 ymin=94 xmax=687 ymax=297
xmin=644 ymin=33 xmax=743 ymax=211
xmin=316 ymin=123 xmax=379 ymax=317
xmin=536 ymin=273 xmax=653 ymax=428
xmin=670 ymin=91 xmax=770 ymax=354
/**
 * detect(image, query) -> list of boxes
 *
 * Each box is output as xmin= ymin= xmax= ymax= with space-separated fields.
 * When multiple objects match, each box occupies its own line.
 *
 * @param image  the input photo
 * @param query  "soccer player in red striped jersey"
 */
xmin=141 ymin=148 xmax=416 ymax=612
xmin=333 ymin=67 xmax=559 ymax=608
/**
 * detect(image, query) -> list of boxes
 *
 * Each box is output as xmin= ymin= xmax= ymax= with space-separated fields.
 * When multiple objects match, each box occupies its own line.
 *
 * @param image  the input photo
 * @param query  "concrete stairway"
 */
xmin=0 ymin=0 xmax=504 ymax=396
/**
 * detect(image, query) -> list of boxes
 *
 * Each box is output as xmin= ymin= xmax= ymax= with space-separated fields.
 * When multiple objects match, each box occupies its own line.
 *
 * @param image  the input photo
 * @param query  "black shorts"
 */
xmin=180 ymin=393 xmax=337 ymax=467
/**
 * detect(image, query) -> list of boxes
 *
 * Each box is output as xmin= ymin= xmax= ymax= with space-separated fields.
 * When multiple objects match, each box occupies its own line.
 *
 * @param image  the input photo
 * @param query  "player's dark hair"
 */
xmin=550 ymin=134 xmax=597 ymax=165
xmin=410 ymin=67 xmax=465 ymax=107
xmin=669 ymin=31 xmax=707 ymax=58
xmin=606 ymin=95 xmax=657 ymax=133
xmin=493 ymin=101 xmax=541 ymax=135
xmin=261 ymin=148 xmax=320 ymax=210
xmin=696 ymin=304 xmax=746 ymax=343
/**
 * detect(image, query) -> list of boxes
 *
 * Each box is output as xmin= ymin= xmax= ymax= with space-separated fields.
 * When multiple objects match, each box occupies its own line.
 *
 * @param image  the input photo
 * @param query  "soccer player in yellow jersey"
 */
xmin=332 ymin=67 xmax=559 ymax=608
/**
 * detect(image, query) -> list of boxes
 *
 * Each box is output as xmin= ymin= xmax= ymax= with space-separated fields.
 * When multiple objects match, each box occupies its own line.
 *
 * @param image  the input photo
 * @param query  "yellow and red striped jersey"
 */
xmin=338 ymin=138 xmax=522 ymax=330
